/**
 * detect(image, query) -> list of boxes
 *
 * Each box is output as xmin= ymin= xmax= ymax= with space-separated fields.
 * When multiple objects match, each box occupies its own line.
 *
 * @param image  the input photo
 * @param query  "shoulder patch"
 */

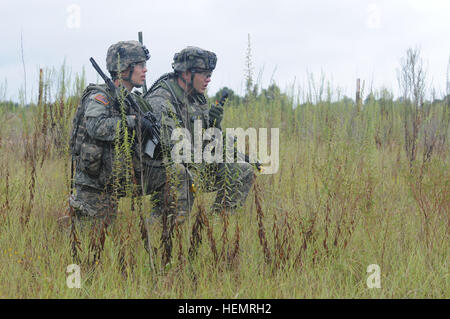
xmin=94 ymin=94 xmax=109 ymax=106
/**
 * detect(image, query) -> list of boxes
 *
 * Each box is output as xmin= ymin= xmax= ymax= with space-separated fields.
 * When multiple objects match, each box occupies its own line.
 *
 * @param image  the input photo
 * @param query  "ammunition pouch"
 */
xmin=79 ymin=142 xmax=104 ymax=177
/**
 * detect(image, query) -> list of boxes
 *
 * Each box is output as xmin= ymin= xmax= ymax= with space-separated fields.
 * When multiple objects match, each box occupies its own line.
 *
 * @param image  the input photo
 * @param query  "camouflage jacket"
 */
xmin=72 ymin=84 xmax=147 ymax=191
xmin=143 ymin=73 xmax=213 ymax=162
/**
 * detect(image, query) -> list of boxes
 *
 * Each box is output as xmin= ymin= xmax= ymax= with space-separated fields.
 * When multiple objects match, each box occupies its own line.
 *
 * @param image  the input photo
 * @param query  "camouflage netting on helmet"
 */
xmin=172 ymin=46 xmax=217 ymax=73
xmin=106 ymin=40 xmax=150 ymax=73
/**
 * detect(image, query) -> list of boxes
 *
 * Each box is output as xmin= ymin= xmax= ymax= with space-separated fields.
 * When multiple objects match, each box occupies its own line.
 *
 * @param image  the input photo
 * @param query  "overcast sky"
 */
xmin=1 ymin=0 xmax=449 ymax=103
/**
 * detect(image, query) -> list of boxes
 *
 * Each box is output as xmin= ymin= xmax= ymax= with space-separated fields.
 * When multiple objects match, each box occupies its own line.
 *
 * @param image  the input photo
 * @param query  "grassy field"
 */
xmin=0 ymin=62 xmax=448 ymax=298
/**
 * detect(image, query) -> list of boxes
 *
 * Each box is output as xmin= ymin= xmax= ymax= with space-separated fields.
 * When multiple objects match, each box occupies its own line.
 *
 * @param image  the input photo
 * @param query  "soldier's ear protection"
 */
xmin=206 ymin=52 xmax=217 ymax=70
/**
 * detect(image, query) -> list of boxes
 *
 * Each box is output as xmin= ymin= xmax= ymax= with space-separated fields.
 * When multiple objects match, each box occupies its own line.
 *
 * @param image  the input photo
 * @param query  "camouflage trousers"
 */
xmin=142 ymin=161 xmax=255 ymax=217
xmin=69 ymin=185 xmax=118 ymax=226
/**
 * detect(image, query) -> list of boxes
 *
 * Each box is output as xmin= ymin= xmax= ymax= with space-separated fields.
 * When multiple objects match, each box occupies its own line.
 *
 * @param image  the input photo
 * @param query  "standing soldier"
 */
xmin=143 ymin=46 xmax=254 ymax=223
xmin=69 ymin=40 xmax=152 ymax=225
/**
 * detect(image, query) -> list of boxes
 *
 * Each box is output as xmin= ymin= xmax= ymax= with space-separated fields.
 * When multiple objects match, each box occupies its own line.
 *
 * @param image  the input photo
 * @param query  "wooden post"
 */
xmin=356 ymin=78 xmax=361 ymax=112
xmin=38 ymin=68 xmax=48 ymax=135
xmin=38 ymin=68 xmax=43 ymax=107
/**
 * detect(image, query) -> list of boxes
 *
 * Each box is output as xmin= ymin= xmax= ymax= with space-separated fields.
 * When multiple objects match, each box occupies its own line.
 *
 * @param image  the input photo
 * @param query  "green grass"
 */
xmin=0 ymin=67 xmax=448 ymax=298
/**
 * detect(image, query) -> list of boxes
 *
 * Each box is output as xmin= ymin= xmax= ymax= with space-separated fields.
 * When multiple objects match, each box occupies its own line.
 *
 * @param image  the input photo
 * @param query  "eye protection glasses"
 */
xmin=135 ymin=61 xmax=147 ymax=69
xmin=197 ymin=71 xmax=212 ymax=79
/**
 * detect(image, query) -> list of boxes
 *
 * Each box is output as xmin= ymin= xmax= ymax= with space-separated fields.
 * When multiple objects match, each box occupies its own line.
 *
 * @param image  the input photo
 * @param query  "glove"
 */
xmin=126 ymin=115 xmax=136 ymax=128
xmin=138 ymin=116 xmax=154 ymax=142
xmin=208 ymin=105 xmax=223 ymax=128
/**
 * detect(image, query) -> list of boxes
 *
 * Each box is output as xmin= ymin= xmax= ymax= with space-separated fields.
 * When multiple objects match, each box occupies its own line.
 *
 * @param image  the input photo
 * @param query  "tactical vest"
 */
xmin=145 ymin=73 xmax=207 ymax=105
xmin=144 ymin=72 xmax=208 ymax=129
xmin=132 ymin=90 xmax=153 ymax=114
xmin=144 ymin=73 xmax=174 ymax=98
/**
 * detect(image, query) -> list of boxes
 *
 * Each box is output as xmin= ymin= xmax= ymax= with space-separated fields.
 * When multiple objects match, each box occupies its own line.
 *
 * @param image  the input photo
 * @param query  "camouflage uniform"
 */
xmin=143 ymin=47 xmax=254 ymax=218
xmin=69 ymin=41 xmax=150 ymax=224
xmin=69 ymin=85 xmax=143 ymax=221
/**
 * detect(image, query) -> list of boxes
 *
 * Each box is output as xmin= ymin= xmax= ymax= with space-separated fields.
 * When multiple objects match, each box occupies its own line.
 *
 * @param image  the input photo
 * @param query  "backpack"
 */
xmin=69 ymin=83 xmax=114 ymax=157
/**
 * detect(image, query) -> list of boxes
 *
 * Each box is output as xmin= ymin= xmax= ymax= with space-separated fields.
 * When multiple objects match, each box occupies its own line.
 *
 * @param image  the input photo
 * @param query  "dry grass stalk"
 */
xmin=159 ymin=169 xmax=180 ymax=267
xmin=219 ymin=208 xmax=229 ymax=263
xmin=295 ymin=213 xmax=317 ymax=268
xmin=38 ymin=71 xmax=51 ymax=167
xmin=409 ymin=163 xmax=448 ymax=250
xmin=161 ymin=215 xmax=175 ymax=267
xmin=188 ymin=203 xmax=205 ymax=259
xmin=116 ymin=237 xmax=127 ymax=277
xmin=202 ymin=205 xmax=218 ymax=263
xmin=280 ymin=211 xmax=293 ymax=266
xmin=1 ymin=161 xmax=10 ymax=215
xmin=254 ymin=181 xmax=271 ymax=264
xmin=272 ymin=212 xmax=280 ymax=269
xmin=139 ymin=213 xmax=157 ymax=273
xmin=88 ymin=219 xmax=108 ymax=266
xmin=69 ymin=206 xmax=81 ymax=263
xmin=176 ymin=223 xmax=184 ymax=269
xmin=20 ymin=129 xmax=38 ymax=227
xmin=139 ymin=214 xmax=150 ymax=253
xmin=227 ymin=222 xmax=240 ymax=269
xmin=323 ymin=199 xmax=331 ymax=256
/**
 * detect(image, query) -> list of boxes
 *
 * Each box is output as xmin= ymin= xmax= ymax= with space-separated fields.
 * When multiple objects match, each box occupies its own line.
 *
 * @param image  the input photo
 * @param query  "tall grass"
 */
xmin=0 ymin=58 xmax=448 ymax=298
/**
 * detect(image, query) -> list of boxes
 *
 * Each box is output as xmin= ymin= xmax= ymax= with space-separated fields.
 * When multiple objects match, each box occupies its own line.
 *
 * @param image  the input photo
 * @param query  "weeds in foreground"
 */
xmin=0 ymin=56 xmax=448 ymax=298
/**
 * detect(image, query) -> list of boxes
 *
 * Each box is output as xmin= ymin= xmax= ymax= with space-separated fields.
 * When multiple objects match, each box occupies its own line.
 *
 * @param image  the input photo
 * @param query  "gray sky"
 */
xmin=1 ymin=0 xmax=449 ymax=103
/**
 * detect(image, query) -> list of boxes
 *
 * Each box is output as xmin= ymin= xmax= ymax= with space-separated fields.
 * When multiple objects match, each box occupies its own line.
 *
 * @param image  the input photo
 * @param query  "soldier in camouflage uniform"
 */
xmin=143 ymin=46 xmax=254 ymax=221
xmin=69 ymin=40 xmax=152 ymax=225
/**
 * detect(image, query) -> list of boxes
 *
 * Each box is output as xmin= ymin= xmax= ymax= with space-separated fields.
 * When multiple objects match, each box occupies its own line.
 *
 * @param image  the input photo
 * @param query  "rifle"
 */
xmin=215 ymin=90 xmax=262 ymax=172
xmin=89 ymin=57 xmax=160 ymax=158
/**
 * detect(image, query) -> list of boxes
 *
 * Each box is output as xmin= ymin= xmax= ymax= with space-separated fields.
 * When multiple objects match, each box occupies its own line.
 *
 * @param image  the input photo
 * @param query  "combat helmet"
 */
xmin=106 ymin=40 xmax=150 ymax=74
xmin=172 ymin=46 xmax=217 ymax=73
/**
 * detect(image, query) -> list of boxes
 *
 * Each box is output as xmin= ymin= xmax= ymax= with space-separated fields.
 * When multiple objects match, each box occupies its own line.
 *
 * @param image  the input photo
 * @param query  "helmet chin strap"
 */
xmin=179 ymin=70 xmax=197 ymax=94
xmin=189 ymin=70 xmax=197 ymax=93
xmin=123 ymin=63 xmax=142 ymax=88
